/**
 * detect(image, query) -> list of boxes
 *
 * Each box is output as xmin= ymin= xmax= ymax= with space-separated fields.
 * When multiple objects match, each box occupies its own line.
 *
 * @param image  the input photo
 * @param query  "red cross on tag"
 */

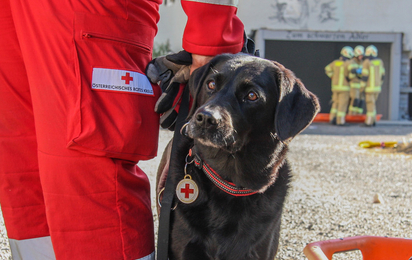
xmin=181 ymin=184 xmax=194 ymax=198
xmin=121 ymin=72 xmax=133 ymax=84
xmin=176 ymin=175 xmax=199 ymax=204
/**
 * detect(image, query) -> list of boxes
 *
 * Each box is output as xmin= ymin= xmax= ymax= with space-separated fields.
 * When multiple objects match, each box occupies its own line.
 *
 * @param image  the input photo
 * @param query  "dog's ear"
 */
xmin=187 ymin=54 xmax=233 ymax=118
xmin=273 ymin=61 xmax=320 ymax=143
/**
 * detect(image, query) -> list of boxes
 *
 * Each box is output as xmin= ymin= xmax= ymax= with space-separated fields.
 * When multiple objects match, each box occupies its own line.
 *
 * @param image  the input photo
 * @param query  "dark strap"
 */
xmin=156 ymin=85 xmax=190 ymax=260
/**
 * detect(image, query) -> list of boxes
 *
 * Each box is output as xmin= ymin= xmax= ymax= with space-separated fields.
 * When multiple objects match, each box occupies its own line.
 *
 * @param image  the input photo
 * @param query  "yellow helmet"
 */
xmin=365 ymin=45 xmax=378 ymax=57
xmin=340 ymin=46 xmax=354 ymax=59
xmin=354 ymin=45 xmax=365 ymax=57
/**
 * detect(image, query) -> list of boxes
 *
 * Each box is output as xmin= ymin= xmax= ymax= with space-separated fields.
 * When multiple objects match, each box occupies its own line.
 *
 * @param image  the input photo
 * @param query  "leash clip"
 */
xmin=157 ymin=187 xmax=178 ymax=211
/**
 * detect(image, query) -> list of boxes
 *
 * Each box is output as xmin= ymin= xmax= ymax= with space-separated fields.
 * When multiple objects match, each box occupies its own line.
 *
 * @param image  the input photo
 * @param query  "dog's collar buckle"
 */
xmin=193 ymin=155 xmax=203 ymax=169
xmin=188 ymin=148 xmax=203 ymax=169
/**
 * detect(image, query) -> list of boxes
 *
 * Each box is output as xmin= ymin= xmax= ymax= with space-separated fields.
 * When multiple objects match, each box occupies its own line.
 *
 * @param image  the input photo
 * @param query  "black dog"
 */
xmin=156 ymin=53 xmax=320 ymax=260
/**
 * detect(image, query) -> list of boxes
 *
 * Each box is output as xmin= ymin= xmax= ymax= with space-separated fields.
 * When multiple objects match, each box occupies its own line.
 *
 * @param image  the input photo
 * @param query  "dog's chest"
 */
xmin=170 ymin=158 xmax=290 ymax=260
xmin=175 ymin=168 xmax=270 ymax=239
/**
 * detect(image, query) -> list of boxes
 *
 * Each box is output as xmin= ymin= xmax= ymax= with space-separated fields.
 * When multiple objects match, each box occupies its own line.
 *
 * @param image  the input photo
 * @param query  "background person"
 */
xmin=347 ymin=45 xmax=365 ymax=115
xmin=325 ymin=46 xmax=353 ymax=126
xmin=360 ymin=45 xmax=385 ymax=126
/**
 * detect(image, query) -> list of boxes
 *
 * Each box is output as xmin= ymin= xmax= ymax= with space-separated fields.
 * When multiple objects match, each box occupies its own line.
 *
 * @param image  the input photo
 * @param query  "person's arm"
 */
xmin=325 ymin=62 xmax=333 ymax=78
xmin=181 ymin=0 xmax=244 ymax=57
xmin=361 ymin=60 xmax=370 ymax=82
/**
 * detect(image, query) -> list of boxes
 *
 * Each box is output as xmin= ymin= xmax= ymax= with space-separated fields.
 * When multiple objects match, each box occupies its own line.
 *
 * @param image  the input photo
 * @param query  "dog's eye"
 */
xmin=207 ymin=80 xmax=216 ymax=90
xmin=246 ymin=91 xmax=258 ymax=101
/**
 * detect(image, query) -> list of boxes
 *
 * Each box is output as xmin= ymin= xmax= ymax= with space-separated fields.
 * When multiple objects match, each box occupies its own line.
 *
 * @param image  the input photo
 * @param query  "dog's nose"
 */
xmin=195 ymin=111 xmax=218 ymax=127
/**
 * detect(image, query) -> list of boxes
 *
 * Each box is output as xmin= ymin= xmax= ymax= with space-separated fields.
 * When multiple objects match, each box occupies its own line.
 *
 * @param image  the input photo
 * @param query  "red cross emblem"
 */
xmin=121 ymin=72 xmax=133 ymax=85
xmin=176 ymin=176 xmax=199 ymax=204
xmin=181 ymin=184 xmax=194 ymax=198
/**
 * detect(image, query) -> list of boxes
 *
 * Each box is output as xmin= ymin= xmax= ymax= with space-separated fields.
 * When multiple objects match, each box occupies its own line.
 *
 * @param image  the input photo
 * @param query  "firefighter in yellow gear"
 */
xmin=347 ymin=45 xmax=364 ymax=115
xmin=360 ymin=45 xmax=385 ymax=126
xmin=325 ymin=46 xmax=353 ymax=125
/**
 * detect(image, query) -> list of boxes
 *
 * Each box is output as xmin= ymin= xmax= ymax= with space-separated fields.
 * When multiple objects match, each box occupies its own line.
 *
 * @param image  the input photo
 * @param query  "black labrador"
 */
xmin=156 ymin=53 xmax=320 ymax=260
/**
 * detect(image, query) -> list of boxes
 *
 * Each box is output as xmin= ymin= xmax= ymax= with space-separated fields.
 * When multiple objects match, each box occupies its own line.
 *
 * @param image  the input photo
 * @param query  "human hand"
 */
xmin=146 ymin=50 xmax=192 ymax=129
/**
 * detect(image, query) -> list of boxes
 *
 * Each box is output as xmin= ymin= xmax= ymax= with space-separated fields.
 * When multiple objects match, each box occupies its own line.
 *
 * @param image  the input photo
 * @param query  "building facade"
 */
xmin=155 ymin=0 xmax=412 ymax=121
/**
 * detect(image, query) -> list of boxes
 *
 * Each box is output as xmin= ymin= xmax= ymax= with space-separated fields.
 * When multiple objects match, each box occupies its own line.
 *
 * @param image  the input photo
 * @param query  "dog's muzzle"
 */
xmin=186 ymin=106 xmax=240 ymax=152
xmin=194 ymin=109 xmax=221 ymax=128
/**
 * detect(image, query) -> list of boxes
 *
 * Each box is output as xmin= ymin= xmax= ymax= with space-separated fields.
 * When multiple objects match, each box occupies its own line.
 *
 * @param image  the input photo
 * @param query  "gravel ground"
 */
xmin=277 ymin=123 xmax=412 ymax=259
xmin=1 ymin=122 xmax=412 ymax=259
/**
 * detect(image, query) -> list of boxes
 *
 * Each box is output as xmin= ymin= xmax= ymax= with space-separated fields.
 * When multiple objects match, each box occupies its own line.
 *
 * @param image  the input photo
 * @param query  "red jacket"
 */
xmin=182 ymin=0 xmax=244 ymax=55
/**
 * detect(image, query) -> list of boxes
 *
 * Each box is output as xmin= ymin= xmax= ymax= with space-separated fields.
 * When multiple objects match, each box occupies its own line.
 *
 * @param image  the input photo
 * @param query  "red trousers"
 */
xmin=0 ymin=0 xmax=161 ymax=259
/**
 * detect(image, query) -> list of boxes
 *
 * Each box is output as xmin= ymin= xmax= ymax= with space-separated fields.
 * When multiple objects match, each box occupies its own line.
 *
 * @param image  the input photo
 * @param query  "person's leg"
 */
xmin=357 ymin=94 xmax=365 ymax=115
xmin=365 ymin=93 xmax=378 ymax=126
xmin=9 ymin=0 xmax=160 ymax=258
xmin=348 ymin=88 xmax=355 ymax=115
xmin=38 ymin=153 xmax=155 ymax=259
xmin=348 ymin=88 xmax=359 ymax=115
xmin=353 ymin=89 xmax=361 ymax=115
xmin=0 ymin=1 xmax=55 ymax=258
xmin=329 ymin=91 xmax=338 ymax=123
xmin=336 ymin=91 xmax=350 ymax=125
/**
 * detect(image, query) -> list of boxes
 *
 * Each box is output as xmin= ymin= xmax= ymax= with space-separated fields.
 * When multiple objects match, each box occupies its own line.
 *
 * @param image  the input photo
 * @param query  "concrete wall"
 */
xmin=155 ymin=0 xmax=412 ymax=55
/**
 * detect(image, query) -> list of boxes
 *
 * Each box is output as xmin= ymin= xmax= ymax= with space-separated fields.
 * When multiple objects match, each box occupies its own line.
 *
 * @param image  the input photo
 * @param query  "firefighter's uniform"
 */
xmin=347 ymin=45 xmax=365 ymax=115
xmin=361 ymin=45 xmax=385 ymax=126
xmin=325 ymin=46 xmax=353 ymax=125
xmin=0 ymin=0 xmax=244 ymax=259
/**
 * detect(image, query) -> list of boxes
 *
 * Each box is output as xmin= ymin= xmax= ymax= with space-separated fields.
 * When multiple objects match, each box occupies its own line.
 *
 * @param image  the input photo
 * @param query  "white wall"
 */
xmin=154 ymin=0 xmax=412 ymax=55
xmin=154 ymin=2 xmax=186 ymax=53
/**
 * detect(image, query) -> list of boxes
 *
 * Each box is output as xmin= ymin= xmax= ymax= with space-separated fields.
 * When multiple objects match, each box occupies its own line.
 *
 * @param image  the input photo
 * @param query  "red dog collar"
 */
xmin=191 ymin=150 xmax=258 ymax=197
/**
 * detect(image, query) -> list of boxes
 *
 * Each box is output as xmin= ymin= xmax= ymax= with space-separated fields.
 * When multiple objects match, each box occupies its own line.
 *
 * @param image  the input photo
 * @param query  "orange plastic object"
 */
xmin=304 ymin=236 xmax=412 ymax=260
xmin=313 ymin=113 xmax=382 ymax=123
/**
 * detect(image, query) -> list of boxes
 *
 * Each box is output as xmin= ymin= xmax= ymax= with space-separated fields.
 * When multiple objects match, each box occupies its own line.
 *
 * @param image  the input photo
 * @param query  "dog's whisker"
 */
xmin=210 ymin=66 xmax=218 ymax=74
xmin=270 ymin=132 xmax=278 ymax=142
xmin=231 ymin=134 xmax=236 ymax=143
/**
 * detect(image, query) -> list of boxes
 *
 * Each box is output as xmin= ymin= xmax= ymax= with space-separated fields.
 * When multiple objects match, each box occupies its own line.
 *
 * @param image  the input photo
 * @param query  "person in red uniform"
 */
xmin=0 ymin=0 xmax=244 ymax=259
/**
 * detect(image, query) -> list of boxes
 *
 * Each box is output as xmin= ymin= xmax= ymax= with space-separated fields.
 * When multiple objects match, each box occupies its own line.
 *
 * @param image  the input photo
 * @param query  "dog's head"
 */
xmin=186 ymin=53 xmax=319 ymax=155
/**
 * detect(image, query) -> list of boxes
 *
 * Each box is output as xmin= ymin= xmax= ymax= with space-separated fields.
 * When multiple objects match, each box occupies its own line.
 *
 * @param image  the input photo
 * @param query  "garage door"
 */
xmin=264 ymin=40 xmax=391 ymax=119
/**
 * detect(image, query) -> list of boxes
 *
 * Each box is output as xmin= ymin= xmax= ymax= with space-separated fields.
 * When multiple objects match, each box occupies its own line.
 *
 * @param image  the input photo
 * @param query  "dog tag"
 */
xmin=176 ymin=175 xmax=199 ymax=204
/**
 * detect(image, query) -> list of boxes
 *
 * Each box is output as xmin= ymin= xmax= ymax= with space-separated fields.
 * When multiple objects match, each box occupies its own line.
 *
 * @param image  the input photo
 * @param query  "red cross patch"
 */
xmin=91 ymin=68 xmax=154 ymax=96
xmin=121 ymin=72 xmax=133 ymax=85
xmin=176 ymin=175 xmax=199 ymax=204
